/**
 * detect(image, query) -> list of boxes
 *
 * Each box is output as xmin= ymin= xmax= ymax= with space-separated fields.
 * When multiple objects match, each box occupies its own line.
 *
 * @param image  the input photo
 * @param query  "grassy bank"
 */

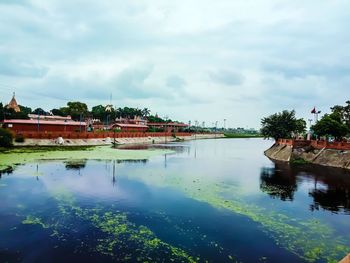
xmin=224 ymin=133 xmax=263 ymax=138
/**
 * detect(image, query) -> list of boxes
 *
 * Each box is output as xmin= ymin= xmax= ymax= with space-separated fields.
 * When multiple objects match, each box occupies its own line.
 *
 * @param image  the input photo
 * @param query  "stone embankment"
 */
xmin=265 ymin=140 xmax=350 ymax=170
xmin=13 ymin=134 xmax=225 ymax=147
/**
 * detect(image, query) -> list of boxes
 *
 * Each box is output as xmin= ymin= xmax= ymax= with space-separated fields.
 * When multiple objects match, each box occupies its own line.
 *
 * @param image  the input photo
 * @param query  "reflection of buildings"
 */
xmin=260 ymin=161 xmax=350 ymax=214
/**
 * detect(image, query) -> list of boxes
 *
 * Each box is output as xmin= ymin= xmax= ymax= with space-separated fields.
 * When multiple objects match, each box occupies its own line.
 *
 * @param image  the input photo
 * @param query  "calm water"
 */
xmin=0 ymin=138 xmax=349 ymax=262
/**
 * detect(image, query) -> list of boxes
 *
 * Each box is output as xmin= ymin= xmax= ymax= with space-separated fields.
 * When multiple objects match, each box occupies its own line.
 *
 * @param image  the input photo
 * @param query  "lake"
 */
xmin=0 ymin=138 xmax=349 ymax=262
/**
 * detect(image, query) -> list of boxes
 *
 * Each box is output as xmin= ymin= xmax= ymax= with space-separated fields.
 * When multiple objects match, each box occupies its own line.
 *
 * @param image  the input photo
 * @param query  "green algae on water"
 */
xmin=0 ymin=146 xmax=173 ymax=172
xmin=21 ymin=190 xmax=195 ymax=263
xmin=123 ymin=167 xmax=350 ymax=263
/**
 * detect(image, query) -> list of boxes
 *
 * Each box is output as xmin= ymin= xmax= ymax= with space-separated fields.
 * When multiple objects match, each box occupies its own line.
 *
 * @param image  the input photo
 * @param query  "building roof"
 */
xmin=3 ymin=119 xmax=86 ymax=126
xmin=148 ymin=122 xmax=188 ymax=127
xmin=28 ymin=114 xmax=72 ymax=121
xmin=115 ymin=123 xmax=148 ymax=128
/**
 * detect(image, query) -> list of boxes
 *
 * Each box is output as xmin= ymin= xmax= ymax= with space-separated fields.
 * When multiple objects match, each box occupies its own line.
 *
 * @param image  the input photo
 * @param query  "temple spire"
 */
xmin=6 ymin=92 xmax=21 ymax=112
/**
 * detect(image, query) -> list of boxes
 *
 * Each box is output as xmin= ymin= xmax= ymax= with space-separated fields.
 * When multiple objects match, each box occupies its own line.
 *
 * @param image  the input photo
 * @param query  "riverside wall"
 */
xmin=12 ymin=133 xmax=225 ymax=146
xmin=265 ymin=139 xmax=350 ymax=170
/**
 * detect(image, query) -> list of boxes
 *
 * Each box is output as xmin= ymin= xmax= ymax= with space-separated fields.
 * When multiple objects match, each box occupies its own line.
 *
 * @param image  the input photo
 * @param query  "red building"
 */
xmin=111 ymin=123 xmax=148 ymax=132
xmin=147 ymin=122 xmax=188 ymax=132
xmin=1 ymin=116 xmax=86 ymax=133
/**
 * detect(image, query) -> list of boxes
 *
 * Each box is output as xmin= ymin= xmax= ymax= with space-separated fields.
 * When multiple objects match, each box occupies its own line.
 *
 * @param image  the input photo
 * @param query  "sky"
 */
xmin=0 ymin=0 xmax=349 ymax=129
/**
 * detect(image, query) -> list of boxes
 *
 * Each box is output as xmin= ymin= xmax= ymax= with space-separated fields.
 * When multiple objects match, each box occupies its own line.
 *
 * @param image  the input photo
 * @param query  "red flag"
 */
xmin=311 ymin=107 xmax=316 ymax=114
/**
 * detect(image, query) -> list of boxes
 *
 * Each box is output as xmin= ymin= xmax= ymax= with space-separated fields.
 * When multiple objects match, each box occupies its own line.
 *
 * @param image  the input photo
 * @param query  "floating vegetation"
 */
xmin=125 ymin=168 xmax=350 ymax=263
xmin=0 ymin=146 xmax=172 ymax=172
xmin=21 ymin=190 xmax=195 ymax=263
xmin=22 ymin=215 xmax=49 ymax=229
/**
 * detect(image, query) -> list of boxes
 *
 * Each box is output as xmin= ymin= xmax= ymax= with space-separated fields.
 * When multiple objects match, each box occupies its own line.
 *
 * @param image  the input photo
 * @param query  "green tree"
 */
xmin=147 ymin=115 xmax=166 ymax=123
xmin=0 ymin=102 xmax=4 ymax=121
xmin=91 ymin=105 xmax=105 ymax=120
xmin=2 ymin=105 xmax=32 ymax=120
xmin=60 ymin=102 xmax=88 ymax=121
xmin=261 ymin=110 xmax=306 ymax=141
xmin=51 ymin=108 xmax=67 ymax=116
xmin=141 ymin=108 xmax=150 ymax=117
xmin=330 ymin=100 xmax=350 ymax=129
xmin=311 ymin=113 xmax=349 ymax=140
xmin=0 ymin=128 xmax=13 ymax=147
xmin=32 ymin=108 xmax=47 ymax=115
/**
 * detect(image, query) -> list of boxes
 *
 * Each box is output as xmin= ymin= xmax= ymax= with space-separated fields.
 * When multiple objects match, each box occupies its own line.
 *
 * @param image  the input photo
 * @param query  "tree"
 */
xmin=60 ymin=102 xmax=88 ymax=121
xmin=91 ymin=105 xmax=105 ymax=120
xmin=2 ymin=105 xmax=32 ymax=120
xmin=0 ymin=128 xmax=13 ymax=147
xmin=261 ymin=110 xmax=306 ymax=141
xmin=141 ymin=108 xmax=150 ymax=117
xmin=311 ymin=113 xmax=348 ymax=140
xmin=330 ymin=100 xmax=350 ymax=130
xmin=32 ymin=108 xmax=47 ymax=115
xmin=51 ymin=108 xmax=67 ymax=116
xmin=0 ymin=103 xmax=4 ymax=121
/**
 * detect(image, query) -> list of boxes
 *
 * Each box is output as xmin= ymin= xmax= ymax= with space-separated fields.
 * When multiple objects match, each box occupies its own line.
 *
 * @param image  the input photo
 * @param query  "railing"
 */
xmin=277 ymin=139 xmax=350 ymax=150
xmin=14 ymin=131 xmax=194 ymax=140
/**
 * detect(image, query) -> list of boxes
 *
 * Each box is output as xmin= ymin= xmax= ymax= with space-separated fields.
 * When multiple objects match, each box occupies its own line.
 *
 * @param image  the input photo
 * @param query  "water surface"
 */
xmin=0 ymin=138 xmax=349 ymax=262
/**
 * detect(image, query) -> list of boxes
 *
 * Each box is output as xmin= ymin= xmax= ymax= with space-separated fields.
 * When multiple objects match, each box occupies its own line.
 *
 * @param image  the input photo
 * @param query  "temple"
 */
xmin=6 ymin=92 xmax=21 ymax=112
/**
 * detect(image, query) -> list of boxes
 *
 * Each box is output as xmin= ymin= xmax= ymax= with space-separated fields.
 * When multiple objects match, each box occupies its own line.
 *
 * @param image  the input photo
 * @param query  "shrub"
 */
xmin=15 ymin=134 xmax=25 ymax=143
xmin=0 ymin=128 xmax=13 ymax=147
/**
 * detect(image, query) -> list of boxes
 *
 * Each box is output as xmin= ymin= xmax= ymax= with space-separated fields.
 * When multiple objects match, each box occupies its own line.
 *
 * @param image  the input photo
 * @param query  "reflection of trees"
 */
xmin=261 ymin=161 xmax=350 ymax=214
xmin=306 ymin=166 xmax=350 ymax=214
xmin=65 ymin=160 xmax=87 ymax=170
xmin=260 ymin=162 xmax=297 ymax=201
xmin=0 ymin=167 xmax=14 ymax=178
xmin=310 ymin=188 xmax=350 ymax=214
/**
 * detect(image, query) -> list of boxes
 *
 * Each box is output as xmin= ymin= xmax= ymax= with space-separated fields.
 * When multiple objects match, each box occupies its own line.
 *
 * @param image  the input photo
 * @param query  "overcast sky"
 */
xmin=0 ymin=0 xmax=349 ymax=128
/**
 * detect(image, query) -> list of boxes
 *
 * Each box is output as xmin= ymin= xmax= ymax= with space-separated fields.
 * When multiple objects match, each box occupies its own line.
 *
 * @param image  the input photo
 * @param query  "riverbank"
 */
xmin=11 ymin=133 xmax=225 ymax=147
xmin=265 ymin=143 xmax=350 ymax=170
xmin=224 ymin=133 xmax=263 ymax=138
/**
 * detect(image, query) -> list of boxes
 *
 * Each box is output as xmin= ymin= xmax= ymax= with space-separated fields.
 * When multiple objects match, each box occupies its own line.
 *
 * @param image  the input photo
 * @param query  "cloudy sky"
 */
xmin=0 ymin=0 xmax=349 ymax=128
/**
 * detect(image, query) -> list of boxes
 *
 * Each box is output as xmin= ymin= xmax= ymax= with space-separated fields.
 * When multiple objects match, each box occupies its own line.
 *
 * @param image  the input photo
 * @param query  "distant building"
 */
xmin=111 ymin=123 xmax=148 ymax=132
xmin=6 ymin=92 xmax=20 ymax=112
xmin=148 ymin=122 xmax=188 ymax=132
xmin=115 ymin=116 xmax=148 ymax=126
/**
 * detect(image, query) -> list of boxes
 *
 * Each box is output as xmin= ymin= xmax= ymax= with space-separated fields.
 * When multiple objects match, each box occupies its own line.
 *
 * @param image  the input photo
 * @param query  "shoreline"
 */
xmin=11 ymin=134 xmax=225 ymax=147
xmin=264 ymin=143 xmax=350 ymax=170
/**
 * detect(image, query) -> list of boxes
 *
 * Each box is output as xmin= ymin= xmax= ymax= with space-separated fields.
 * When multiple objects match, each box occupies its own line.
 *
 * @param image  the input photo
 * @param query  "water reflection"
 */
xmin=116 ymin=143 xmax=190 ymax=154
xmin=260 ymin=162 xmax=350 ymax=214
xmin=260 ymin=165 xmax=297 ymax=201
xmin=0 ymin=167 xmax=13 ymax=177
xmin=65 ymin=160 xmax=87 ymax=170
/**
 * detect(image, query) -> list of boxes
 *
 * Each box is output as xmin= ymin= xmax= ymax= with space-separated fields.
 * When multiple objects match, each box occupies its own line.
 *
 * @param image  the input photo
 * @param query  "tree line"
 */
xmin=0 ymin=101 xmax=173 ymax=123
xmin=261 ymin=100 xmax=350 ymax=141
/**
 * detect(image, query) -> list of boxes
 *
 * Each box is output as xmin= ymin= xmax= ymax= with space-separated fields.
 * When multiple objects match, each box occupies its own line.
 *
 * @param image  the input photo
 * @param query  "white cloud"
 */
xmin=0 ymin=0 xmax=350 ymax=128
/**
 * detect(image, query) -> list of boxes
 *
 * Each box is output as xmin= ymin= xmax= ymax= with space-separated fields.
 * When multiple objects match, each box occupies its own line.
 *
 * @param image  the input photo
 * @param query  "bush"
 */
xmin=15 ymin=134 xmax=25 ymax=143
xmin=0 ymin=128 xmax=13 ymax=147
